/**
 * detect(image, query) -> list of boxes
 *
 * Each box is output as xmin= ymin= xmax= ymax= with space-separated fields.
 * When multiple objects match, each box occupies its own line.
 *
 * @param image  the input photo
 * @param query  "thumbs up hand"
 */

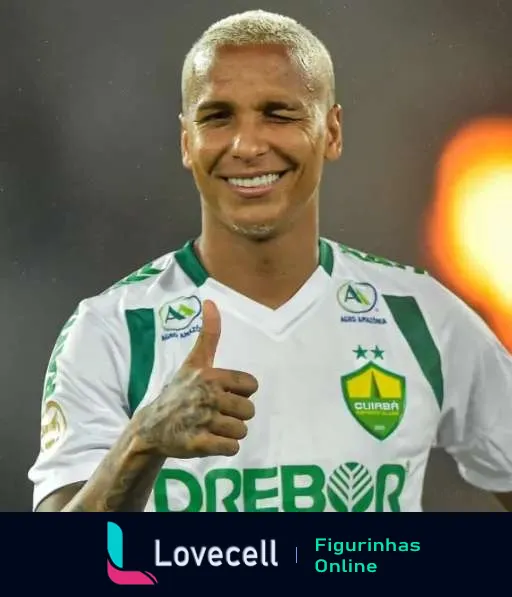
xmin=133 ymin=300 xmax=258 ymax=459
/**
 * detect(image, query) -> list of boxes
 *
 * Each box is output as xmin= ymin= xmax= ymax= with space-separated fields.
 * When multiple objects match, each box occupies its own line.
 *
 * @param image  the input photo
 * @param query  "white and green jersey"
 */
xmin=28 ymin=238 xmax=512 ymax=512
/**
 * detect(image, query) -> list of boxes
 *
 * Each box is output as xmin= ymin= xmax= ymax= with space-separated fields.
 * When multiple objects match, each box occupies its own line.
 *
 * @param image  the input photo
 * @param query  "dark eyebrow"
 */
xmin=263 ymin=100 xmax=303 ymax=112
xmin=196 ymin=100 xmax=233 ymax=113
xmin=195 ymin=99 xmax=304 ymax=114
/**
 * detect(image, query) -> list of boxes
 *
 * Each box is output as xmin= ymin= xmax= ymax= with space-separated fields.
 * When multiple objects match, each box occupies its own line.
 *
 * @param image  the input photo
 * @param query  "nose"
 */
xmin=230 ymin=118 xmax=269 ymax=161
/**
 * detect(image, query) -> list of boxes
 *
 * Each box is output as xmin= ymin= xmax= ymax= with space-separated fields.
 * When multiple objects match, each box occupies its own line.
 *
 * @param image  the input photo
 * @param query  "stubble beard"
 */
xmin=230 ymin=221 xmax=278 ymax=241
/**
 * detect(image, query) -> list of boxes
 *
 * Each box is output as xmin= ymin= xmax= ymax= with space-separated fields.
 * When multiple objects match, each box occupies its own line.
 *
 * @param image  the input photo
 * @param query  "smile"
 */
xmin=222 ymin=171 xmax=289 ymax=197
xmin=227 ymin=172 xmax=283 ymax=187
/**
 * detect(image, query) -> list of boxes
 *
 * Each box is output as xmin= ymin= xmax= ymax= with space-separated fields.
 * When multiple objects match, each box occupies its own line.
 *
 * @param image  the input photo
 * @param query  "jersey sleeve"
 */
xmin=28 ymin=299 xmax=131 ymax=510
xmin=435 ymin=288 xmax=512 ymax=492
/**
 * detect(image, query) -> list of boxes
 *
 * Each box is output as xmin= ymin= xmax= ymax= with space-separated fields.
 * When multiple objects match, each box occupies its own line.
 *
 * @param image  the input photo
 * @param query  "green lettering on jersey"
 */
xmin=375 ymin=464 xmax=407 ymax=512
xmin=281 ymin=465 xmax=326 ymax=512
xmin=153 ymin=462 xmax=408 ymax=512
xmin=338 ymin=244 xmax=428 ymax=275
xmin=383 ymin=295 xmax=444 ymax=409
xmin=154 ymin=469 xmax=202 ymax=512
xmin=205 ymin=468 xmax=241 ymax=512
xmin=244 ymin=467 xmax=279 ymax=511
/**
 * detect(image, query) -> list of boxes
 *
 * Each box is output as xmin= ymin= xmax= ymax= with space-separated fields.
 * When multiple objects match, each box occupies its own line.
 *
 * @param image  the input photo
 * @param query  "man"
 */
xmin=28 ymin=9 xmax=512 ymax=512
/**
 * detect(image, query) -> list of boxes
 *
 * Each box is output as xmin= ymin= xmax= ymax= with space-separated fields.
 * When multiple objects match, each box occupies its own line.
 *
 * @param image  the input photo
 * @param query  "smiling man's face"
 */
xmin=180 ymin=43 xmax=342 ymax=240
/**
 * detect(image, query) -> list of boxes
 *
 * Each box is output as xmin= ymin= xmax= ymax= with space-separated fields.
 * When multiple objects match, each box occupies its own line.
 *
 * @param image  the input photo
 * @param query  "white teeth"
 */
xmin=227 ymin=173 xmax=281 ymax=188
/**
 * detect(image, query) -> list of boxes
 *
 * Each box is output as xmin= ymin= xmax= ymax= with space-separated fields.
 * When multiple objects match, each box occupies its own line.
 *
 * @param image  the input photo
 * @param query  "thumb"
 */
xmin=185 ymin=299 xmax=221 ymax=367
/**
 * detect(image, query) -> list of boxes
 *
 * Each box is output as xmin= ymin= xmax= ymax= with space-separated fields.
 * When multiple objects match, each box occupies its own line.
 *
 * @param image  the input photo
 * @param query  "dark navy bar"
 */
xmin=5 ymin=514 xmax=508 ymax=592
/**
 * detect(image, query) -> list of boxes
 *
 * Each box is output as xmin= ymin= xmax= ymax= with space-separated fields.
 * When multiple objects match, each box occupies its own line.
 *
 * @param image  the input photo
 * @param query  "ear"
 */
xmin=179 ymin=113 xmax=192 ymax=170
xmin=324 ymin=104 xmax=343 ymax=162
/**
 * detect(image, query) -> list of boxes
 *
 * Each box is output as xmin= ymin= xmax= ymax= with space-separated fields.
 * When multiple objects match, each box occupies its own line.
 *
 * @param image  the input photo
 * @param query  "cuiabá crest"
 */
xmin=341 ymin=362 xmax=406 ymax=440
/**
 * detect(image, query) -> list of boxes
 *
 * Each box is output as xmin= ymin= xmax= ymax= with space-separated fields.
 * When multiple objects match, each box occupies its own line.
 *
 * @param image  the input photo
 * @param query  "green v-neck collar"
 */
xmin=174 ymin=237 xmax=334 ymax=287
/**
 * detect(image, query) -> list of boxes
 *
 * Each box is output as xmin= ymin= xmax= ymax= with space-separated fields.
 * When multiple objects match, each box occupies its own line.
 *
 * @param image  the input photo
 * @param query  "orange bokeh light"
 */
xmin=424 ymin=117 xmax=512 ymax=351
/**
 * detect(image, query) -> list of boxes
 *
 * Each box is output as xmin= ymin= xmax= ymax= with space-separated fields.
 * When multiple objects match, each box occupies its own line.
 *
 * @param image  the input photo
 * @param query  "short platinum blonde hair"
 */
xmin=181 ymin=9 xmax=336 ymax=113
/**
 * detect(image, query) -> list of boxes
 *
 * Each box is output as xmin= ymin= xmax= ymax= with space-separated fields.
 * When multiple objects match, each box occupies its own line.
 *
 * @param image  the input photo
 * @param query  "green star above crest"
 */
xmin=353 ymin=345 xmax=368 ymax=359
xmin=371 ymin=346 xmax=385 ymax=359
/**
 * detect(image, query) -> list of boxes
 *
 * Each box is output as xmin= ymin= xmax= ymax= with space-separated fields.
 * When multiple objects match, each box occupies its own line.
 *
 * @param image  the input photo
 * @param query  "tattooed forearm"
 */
xmin=101 ymin=456 xmax=164 ymax=512
xmin=62 ymin=379 xmax=215 ymax=512
xmin=63 ymin=425 xmax=165 ymax=512
xmin=52 ymin=314 xmax=258 ymax=513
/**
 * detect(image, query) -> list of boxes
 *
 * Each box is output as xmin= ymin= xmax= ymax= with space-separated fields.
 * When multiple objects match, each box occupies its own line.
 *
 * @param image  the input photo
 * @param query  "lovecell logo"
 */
xmin=107 ymin=522 xmax=158 ymax=585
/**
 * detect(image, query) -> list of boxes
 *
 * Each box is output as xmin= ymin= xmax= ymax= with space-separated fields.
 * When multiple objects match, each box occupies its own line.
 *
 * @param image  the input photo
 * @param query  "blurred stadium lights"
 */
xmin=423 ymin=117 xmax=512 ymax=352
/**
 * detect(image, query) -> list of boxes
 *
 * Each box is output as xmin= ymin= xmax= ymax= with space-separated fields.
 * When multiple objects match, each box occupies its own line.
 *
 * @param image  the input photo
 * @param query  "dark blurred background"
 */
xmin=1 ymin=0 xmax=511 ymax=511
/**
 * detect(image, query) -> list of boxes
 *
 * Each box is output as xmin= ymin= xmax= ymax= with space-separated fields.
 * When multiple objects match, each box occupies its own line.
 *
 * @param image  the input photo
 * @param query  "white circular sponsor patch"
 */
xmin=337 ymin=282 xmax=378 ymax=313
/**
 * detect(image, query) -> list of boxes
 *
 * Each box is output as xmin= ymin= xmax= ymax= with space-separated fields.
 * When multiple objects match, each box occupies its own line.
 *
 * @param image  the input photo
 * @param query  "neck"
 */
xmin=195 ymin=204 xmax=319 ymax=309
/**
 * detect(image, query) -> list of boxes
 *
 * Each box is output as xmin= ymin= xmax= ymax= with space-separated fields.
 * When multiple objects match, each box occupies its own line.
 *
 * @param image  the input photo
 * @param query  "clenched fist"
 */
xmin=134 ymin=300 xmax=258 ymax=458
